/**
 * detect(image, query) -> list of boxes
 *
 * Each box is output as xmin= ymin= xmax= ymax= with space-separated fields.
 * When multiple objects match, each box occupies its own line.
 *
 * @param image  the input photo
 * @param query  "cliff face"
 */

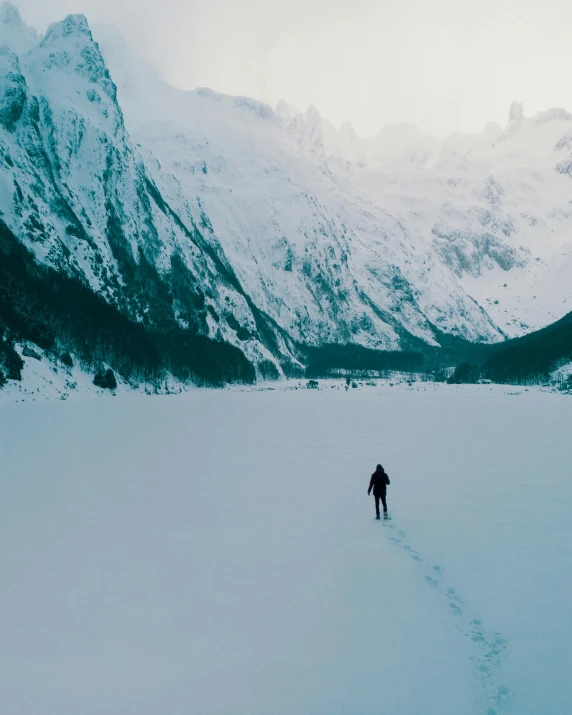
xmin=0 ymin=6 xmax=293 ymax=385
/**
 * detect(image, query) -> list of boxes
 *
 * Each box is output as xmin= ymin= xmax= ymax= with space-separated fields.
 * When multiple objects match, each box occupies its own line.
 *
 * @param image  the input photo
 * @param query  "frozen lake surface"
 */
xmin=1 ymin=386 xmax=571 ymax=715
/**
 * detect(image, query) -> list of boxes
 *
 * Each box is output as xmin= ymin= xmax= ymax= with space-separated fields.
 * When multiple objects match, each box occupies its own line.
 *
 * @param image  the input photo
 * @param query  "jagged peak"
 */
xmin=0 ymin=1 xmax=23 ymax=26
xmin=508 ymin=101 xmax=524 ymax=123
xmin=275 ymin=99 xmax=301 ymax=118
xmin=274 ymin=100 xmax=325 ymax=153
xmin=30 ymin=12 xmax=120 ymax=108
xmin=42 ymin=13 xmax=92 ymax=46
xmin=305 ymin=103 xmax=321 ymax=121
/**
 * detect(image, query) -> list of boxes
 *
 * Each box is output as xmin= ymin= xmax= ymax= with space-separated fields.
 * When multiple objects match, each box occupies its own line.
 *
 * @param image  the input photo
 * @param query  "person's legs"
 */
xmin=381 ymin=493 xmax=387 ymax=515
xmin=374 ymin=495 xmax=380 ymax=518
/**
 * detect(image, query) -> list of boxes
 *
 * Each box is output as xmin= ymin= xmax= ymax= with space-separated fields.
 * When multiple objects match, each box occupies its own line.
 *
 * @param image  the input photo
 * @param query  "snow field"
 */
xmin=1 ymin=389 xmax=571 ymax=714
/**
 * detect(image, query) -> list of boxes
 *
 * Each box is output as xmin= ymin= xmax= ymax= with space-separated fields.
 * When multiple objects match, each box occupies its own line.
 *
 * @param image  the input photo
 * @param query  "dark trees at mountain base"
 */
xmin=0 ymin=219 xmax=254 ymax=388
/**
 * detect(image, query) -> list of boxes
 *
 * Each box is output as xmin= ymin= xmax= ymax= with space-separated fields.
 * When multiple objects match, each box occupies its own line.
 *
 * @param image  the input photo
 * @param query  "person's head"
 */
xmin=376 ymin=464 xmax=383 ymax=472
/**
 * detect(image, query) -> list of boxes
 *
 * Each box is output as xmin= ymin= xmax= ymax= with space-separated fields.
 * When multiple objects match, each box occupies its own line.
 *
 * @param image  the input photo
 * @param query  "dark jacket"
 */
xmin=368 ymin=468 xmax=390 ymax=496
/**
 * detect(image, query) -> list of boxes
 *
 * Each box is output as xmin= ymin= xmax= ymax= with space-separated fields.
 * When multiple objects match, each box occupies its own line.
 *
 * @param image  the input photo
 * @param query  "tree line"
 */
xmin=0 ymin=219 xmax=254 ymax=388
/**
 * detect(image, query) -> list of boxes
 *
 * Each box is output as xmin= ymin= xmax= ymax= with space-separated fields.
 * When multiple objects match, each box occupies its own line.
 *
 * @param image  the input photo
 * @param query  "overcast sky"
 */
xmin=12 ymin=0 xmax=572 ymax=137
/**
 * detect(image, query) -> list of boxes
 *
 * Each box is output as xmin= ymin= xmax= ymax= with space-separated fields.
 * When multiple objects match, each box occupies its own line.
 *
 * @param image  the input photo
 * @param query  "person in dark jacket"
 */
xmin=368 ymin=464 xmax=390 ymax=520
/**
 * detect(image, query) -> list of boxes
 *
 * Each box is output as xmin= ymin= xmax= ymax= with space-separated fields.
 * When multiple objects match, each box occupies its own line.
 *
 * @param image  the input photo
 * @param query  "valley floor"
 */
xmin=1 ymin=389 xmax=571 ymax=714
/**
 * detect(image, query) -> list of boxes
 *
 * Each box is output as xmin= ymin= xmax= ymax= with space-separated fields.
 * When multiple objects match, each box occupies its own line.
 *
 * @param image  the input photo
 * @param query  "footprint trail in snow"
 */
xmin=382 ymin=521 xmax=511 ymax=715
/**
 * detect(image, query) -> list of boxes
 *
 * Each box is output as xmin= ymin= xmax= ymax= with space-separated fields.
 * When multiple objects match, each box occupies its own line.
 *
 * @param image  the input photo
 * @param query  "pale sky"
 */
xmin=12 ymin=0 xmax=572 ymax=137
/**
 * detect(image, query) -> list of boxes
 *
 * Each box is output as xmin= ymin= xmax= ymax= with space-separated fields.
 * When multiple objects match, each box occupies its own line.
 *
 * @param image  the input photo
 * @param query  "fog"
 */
xmin=12 ymin=0 xmax=572 ymax=137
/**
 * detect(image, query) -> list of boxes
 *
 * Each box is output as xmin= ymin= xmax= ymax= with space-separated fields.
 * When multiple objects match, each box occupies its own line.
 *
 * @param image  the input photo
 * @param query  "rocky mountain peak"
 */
xmin=34 ymin=14 xmax=118 ymax=105
xmin=0 ymin=1 xmax=23 ymax=26
xmin=508 ymin=101 xmax=524 ymax=123
xmin=42 ymin=13 xmax=92 ymax=44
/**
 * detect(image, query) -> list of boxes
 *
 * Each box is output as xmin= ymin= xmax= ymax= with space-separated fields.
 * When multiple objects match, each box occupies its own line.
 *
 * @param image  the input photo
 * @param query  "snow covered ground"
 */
xmin=1 ymin=388 xmax=571 ymax=715
xmin=0 ymin=346 xmax=191 ymax=404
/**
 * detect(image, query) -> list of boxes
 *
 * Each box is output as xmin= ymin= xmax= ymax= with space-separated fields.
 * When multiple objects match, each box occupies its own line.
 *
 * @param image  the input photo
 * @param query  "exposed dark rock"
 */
xmin=93 ymin=367 xmax=117 ymax=390
xmin=22 ymin=345 xmax=42 ymax=360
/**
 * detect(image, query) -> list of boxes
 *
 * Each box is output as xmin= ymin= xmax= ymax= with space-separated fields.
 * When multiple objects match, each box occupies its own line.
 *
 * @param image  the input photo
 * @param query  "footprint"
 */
xmin=485 ymin=685 xmax=511 ymax=715
xmin=449 ymin=602 xmax=463 ymax=616
xmin=402 ymin=545 xmax=422 ymax=560
xmin=380 ymin=522 xmax=509 ymax=712
xmin=494 ymin=685 xmax=510 ymax=703
xmin=483 ymin=636 xmax=507 ymax=666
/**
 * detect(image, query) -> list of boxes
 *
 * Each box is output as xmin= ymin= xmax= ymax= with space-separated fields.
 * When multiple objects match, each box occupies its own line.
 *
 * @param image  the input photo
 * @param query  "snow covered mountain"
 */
xmin=93 ymin=20 xmax=572 ymax=342
xmin=2 ymin=2 xmax=572 ymax=387
xmin=0 ymin=5 xmax=292 ymax=384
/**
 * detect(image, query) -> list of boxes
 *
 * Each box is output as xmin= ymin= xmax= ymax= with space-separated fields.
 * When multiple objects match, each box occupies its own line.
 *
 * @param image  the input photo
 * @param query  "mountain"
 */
xmin=481 ymin=310 xmax=572 ymax=384
xmin=2 ymin=3 xmax=572 ymax=390
xmin=94 ymin=22 xmax=572 ymax=340
xmin=0 ymin=6 xmax=296 ymax=387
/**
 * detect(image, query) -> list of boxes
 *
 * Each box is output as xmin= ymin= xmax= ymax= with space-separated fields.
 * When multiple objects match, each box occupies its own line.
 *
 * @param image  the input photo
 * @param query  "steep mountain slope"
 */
xmin=96 ymin=25 xmax=572 ymax=346
xmin=481 ymin=309 xmax=572 ymax=383
xmin=97 ymin=32 xmax=503 ymax=350
xmin=0 ymin=5 xmax=298 ymax=385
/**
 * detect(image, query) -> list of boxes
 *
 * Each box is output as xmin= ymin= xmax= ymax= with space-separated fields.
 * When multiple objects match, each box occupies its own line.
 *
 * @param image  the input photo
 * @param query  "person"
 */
xmin=368 ymin=464 xmax=390 ymax=520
